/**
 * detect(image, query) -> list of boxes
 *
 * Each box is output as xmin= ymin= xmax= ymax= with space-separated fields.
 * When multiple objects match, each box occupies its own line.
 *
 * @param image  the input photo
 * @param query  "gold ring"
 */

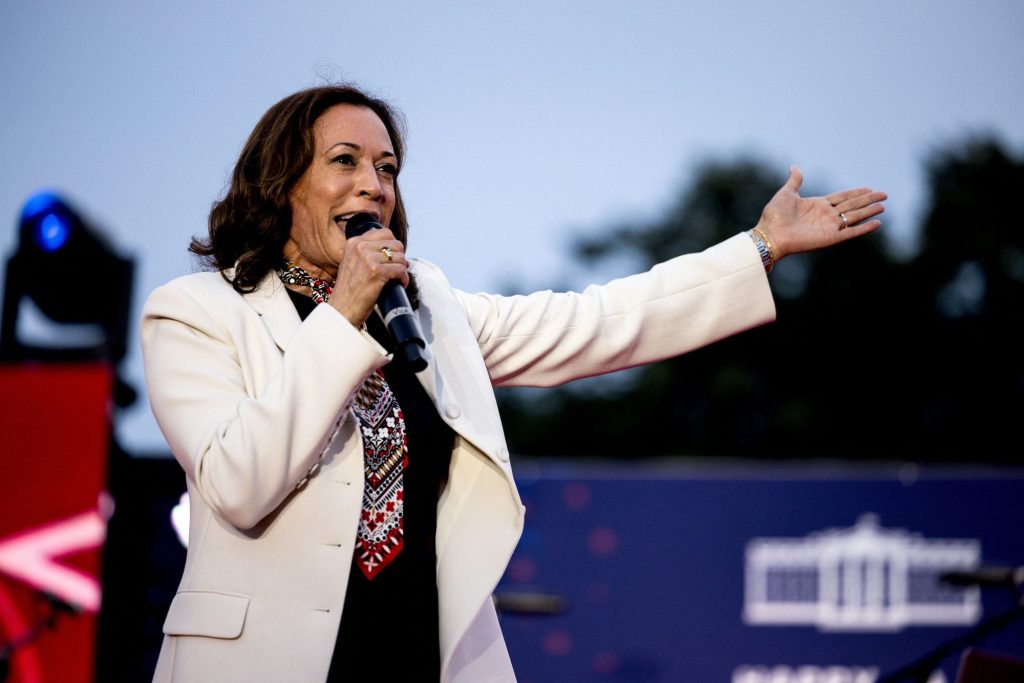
xmin=380 ymin=246 xmax=393 ymax=262
xmin=839 ymin=212 xmax=849 ymax=229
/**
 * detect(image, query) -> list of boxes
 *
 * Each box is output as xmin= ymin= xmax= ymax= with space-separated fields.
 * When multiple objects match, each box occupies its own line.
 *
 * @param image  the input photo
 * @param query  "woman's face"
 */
xmin=284 ymin=103 xmax=398 ymax=280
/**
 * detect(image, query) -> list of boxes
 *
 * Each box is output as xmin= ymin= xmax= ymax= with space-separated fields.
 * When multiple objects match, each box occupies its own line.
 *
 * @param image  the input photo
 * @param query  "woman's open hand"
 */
xmin=755 ymin=165 xmax=886 ymax=261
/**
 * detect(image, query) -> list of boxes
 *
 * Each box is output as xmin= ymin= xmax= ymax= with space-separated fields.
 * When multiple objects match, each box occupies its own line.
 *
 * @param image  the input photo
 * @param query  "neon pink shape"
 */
xmin=0 ymin=510 xmax=106 ymax=613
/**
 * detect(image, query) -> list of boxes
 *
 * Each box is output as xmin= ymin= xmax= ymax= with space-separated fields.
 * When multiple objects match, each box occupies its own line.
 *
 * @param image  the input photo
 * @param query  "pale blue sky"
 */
xmin=2 ymin=1 xmax=1022 ymax=453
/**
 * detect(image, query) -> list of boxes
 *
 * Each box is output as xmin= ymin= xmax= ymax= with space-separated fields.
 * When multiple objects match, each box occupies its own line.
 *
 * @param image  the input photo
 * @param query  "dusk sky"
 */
xmin=3 ymin=1 xmax=1022 ymax=453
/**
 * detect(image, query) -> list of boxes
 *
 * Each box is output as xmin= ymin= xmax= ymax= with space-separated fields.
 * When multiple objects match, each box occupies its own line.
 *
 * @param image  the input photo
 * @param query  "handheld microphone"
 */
xmin=344 ymin=213 xmax=428 ymax=372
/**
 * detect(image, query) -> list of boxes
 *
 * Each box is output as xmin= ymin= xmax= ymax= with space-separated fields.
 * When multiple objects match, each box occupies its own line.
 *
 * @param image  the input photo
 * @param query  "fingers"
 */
xmin=832 ymin=190 xmax=887 ymax=231
xmin=784 ymin=165 xmax=804 ymax=192
xmin=368 ymin=241 xmax=407 ymax=266
xmin=827 ymin=188 xmax=887 ymax=208
xmin=348 ymin=231 xmax=409 ymax=285
xmin=349 ymin=229 xmax=407 ymax=263
xmin=839 ymin=203 xmax=885 ymax=232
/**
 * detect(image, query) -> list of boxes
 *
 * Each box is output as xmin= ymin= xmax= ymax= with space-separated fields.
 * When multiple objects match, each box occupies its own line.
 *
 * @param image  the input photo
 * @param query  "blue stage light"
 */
xmin=4 ymin=189 xmax=135 ymax=365
xmin=35 ymin=212 xmax=71 ymax=252
xmin=21 ymin=191 xmax=73 ymax=252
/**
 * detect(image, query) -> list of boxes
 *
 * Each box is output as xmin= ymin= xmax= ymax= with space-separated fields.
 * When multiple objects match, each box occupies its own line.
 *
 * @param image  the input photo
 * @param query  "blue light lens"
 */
xmin=35 ymin=212 xmax=71 ymax=252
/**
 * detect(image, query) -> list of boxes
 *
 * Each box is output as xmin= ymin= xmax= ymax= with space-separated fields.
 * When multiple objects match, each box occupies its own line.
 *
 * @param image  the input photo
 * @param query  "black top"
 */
xmin=285 ymin=290 xmax=454 ymax=682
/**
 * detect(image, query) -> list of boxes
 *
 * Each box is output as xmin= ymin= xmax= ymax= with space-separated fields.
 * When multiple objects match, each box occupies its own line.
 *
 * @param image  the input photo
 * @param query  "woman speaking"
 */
xmin=141 ymin=84 xmax=886 ymax=682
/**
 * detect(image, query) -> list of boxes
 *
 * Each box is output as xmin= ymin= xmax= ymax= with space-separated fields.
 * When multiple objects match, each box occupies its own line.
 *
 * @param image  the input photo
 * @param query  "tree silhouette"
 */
xmin=496 ymin=139 xmax=1023 ymax=462
xmin=900 ymin=138 xmax=1024 ymax=459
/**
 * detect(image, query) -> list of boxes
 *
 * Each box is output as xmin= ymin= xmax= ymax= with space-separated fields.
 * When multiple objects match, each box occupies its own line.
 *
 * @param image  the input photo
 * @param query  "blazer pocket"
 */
xmin=163 ymin=590 xmax=250 ymax=639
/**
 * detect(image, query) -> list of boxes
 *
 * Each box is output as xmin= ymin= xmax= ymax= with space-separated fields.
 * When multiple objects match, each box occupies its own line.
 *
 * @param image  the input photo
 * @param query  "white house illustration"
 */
xmin=743 ymin=514 xmax=981 ymax=631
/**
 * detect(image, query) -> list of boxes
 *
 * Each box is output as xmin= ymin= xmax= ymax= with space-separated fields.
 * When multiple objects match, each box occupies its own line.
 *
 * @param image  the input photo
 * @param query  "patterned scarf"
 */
xmin=278 ymin=262 xmax=408 ymax=580
xmin=280 ymin=260 xmax=334 ymax=304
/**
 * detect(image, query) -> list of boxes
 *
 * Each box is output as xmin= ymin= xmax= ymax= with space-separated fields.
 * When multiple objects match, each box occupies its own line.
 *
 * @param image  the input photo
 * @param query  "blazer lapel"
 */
xmin=412 ymin=292 xmax=508 ymax=465
xmin=241 ymin=273 xmax=301 ymax=352
xmin=408 ymin=294 xmax=446 ymax=413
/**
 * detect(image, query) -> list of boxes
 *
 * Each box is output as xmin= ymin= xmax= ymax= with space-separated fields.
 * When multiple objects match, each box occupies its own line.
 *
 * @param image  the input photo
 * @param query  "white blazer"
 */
xmin=140 ymin=233 xmax=775 ymax=682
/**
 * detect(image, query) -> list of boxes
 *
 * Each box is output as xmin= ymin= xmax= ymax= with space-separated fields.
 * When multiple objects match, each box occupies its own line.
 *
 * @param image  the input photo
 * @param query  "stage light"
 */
xmin=23 ymin=191 xmax=73 ymax=252
xmin=1 ymin=190 xmax=135 ymax=367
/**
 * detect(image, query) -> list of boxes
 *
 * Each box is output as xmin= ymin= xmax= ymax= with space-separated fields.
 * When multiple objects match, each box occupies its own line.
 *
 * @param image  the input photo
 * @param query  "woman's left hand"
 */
xmin=755 ymin=165 xmax=887 ymax=261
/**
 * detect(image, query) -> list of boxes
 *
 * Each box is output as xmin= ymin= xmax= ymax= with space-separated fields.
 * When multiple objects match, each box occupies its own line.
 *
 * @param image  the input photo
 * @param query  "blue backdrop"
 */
xmin=496 ymin=462 xmax=1024 ymax=682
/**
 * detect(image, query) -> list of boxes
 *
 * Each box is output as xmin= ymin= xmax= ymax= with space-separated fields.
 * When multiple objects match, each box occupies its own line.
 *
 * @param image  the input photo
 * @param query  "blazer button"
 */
xmin=308 ymin=462 xmax=321 ymax=477
xmin=444 ymin=404 xmax=461 ymax=420
xmin=295 ymin=476 xmax=309 ymax=490
xmin=496 ymin=446 xmax=509 ymax=463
